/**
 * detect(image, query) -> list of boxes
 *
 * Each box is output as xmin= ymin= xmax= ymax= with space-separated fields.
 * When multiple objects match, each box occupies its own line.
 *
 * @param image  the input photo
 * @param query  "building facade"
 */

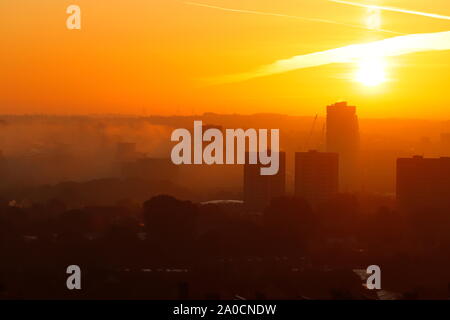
xmin=295 ymin=150 xmax=339 ymax=204
xmin=326 ymin=101 xmax=360 ymax=191
xmin=244 ymin=152 xmax=286 ymax=211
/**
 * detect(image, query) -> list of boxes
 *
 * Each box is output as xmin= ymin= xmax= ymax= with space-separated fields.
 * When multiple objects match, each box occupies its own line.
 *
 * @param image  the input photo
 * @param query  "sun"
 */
xmin=355 ymin=56 xmax=387 ymax=87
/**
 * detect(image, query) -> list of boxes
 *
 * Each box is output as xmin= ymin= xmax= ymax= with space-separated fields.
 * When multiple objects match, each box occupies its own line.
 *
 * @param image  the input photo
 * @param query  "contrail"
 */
xmin=211 ymin=30 xmax=450 ymax=84
xmin=329 ymin=0 xmax=450 ymax=21
xmin=185 ymin=1 xmax=403 ymax=35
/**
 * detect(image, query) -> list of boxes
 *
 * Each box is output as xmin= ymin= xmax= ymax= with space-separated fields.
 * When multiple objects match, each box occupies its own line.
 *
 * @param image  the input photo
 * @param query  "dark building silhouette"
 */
xmin=295 ymin=150 xmax=339 ymax=204
xmin=326 ymin=102 xmax=360 ymax=192
xmin=397 ymin=156 xmax=450 ymax=211
xmin=244 ymin=152 xmax=286 ymax=211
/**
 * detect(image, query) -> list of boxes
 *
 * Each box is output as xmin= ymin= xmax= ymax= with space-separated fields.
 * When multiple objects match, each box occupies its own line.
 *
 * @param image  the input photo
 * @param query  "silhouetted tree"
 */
xmin=317 ymin=194 xmax=359 ymax=238
xmin=57 ymin=209 xmax=90 ymax=240
xmin=143 ymin=195 xmax=197 ymax=254
xmin=264 ymin=197 xmax=315 ymax=254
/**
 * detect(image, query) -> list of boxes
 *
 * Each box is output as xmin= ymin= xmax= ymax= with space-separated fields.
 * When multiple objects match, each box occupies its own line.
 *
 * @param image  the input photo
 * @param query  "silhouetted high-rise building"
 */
xmin=244 ymin=152 xmax=286 ymax=211
xmin=326 ymin=102 xmax=360 ymax=191
xmin=397 ymin=156 xmax=450 ymax=211
xmin=295 ymin=150 xmax=339 ymax=204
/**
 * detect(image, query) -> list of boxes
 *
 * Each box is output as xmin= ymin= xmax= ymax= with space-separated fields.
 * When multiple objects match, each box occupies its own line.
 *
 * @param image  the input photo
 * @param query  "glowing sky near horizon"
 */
xmin=1 ymin=0 xmax=450 ymax=118
xmin=212 ymin=30 xmax=450 ymax=84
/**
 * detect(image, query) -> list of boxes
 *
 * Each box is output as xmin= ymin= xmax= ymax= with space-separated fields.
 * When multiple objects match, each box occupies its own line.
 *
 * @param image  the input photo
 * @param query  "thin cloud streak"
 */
xmin=185 ymin=1 xmax=402 ymax=35
xmin=211 ymin=30 xmax=450 ymax=84
xmin=330 ymin=0 xmax=450 ymax=21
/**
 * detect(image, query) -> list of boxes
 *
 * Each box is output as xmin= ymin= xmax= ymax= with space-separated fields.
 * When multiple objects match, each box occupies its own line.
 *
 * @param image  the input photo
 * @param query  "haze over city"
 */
xmin=1 ymin=0 xmax=450 ymax=302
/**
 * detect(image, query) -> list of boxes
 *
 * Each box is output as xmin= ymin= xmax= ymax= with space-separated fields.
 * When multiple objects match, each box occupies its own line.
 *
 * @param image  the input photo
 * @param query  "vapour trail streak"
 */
xmin=329 ymin=0 xmax=450 ymax=21
xmin=185 ymin=1 xmax=403 ymax=35
xmin=211 ymin=30 xmax=450 ymax=84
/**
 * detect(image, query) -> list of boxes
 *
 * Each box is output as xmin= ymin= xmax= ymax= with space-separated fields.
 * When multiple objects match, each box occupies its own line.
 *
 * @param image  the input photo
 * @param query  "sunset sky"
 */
xmin=1 ymin=0 xmax=450 ymax=118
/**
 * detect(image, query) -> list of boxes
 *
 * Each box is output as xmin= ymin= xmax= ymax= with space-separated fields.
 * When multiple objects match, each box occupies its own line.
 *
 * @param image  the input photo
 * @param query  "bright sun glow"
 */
xmin=355 ymin=56 xmax=387 ymax=87
xmin=366 ymin=8 xmax=381 ymax=30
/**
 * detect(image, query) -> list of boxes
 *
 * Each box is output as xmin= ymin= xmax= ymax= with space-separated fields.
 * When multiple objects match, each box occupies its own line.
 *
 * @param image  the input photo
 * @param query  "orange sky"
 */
xmin=1 ymin=0 xmax=450 ymax=118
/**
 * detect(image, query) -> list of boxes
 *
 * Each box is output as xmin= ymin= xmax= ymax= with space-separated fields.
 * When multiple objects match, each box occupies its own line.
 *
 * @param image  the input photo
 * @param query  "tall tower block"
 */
xmin=326 ymin=102 xmax=360 ymax=191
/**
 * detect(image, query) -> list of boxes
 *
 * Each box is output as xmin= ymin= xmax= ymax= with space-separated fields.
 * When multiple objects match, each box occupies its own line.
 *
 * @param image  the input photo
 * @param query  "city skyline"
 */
xmin=2 ymin=0 xmax=450 ymax=302
xmin=1 ymin=100 xmax=450 ymax=300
